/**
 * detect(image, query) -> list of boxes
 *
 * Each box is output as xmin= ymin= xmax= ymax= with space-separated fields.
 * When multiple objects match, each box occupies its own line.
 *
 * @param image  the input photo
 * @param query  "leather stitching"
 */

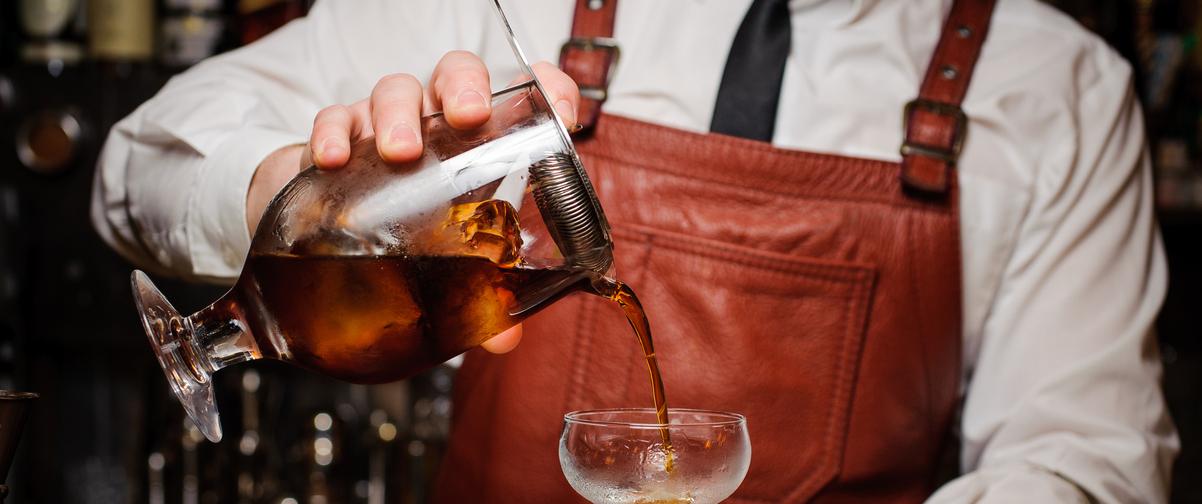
xmin=907 ymin=212 xmax=939 ymax=445
xmin=580 ymin=117 xmax=954 ymax=213
xmin=614 ymin=225 xmax=875 ymax=285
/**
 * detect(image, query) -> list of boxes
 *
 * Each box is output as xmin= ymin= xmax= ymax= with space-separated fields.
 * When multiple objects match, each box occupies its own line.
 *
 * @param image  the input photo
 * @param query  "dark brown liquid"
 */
xmin=238 ymin=254 xmax=590 ymax=384
xmin=236 ymin=199 xmax=673 ymax=465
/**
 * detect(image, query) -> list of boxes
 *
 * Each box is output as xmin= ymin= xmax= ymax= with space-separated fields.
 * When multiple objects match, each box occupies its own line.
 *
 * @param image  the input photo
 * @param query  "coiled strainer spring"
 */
xmin=529 ymin=153 xmax=613 ymax=273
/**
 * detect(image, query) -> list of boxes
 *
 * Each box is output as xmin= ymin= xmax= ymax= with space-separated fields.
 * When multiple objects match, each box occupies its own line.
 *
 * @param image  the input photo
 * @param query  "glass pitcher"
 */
xmin=131 ymin=0 xmax=613 ymax=443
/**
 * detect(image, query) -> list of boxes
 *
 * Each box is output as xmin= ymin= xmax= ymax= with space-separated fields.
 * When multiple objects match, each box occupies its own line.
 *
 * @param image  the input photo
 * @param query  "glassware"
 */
xmin=0 ymin=391 xmax=37 ymax=503
xmin=132 ymin=0 xmax=613 ymax=443
xmin=559 ymin=408 xmax=751 ymax=504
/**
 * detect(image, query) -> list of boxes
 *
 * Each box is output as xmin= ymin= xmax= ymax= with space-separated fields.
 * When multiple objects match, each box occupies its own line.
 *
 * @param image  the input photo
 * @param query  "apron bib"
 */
xmin=435 ymin=1 xmax=996 ymax=501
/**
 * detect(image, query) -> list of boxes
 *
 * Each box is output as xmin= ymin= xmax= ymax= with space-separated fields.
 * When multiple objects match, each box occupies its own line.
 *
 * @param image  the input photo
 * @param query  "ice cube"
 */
xmin=440 ymin=199 xmax=524 ymax=265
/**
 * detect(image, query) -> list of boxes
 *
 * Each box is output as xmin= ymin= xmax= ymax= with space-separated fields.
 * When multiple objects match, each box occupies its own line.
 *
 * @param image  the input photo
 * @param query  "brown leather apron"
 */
xmin=434 ymin=0 xmax=996 ymax=501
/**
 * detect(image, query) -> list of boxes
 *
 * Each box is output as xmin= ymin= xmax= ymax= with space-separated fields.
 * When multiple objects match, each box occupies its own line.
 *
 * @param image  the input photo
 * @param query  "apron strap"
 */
xmin=559 ymin=0 xmax=997 ymax=192
xmin=900 ymin=0 xmax=998 ymax=196
xmin=560 ymin=0 xmax=619 ymax=133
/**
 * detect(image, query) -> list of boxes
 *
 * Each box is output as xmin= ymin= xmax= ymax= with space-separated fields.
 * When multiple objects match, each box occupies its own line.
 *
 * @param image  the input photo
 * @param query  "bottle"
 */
xmin=18 ymin=0 xmax=85 ymax=64
xmin=87 ymin=0 xmax=155 ymax=61
xmin=160 ymin=0 xmax=224 ymax=68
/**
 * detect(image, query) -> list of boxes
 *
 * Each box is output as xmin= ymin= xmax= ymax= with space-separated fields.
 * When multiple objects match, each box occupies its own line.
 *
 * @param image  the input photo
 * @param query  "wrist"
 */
xmin=246 ymin=143 xmax=307 ymax=235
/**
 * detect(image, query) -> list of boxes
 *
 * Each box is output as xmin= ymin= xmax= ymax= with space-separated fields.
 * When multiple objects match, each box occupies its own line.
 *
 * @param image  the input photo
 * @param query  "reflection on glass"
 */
xmin=560 ymin=408 xmax=751 ymax=504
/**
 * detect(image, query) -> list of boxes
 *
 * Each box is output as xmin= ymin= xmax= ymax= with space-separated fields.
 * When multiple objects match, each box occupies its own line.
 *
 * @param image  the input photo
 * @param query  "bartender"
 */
xmin=92 ymin=0 xmax=1176 ymax=502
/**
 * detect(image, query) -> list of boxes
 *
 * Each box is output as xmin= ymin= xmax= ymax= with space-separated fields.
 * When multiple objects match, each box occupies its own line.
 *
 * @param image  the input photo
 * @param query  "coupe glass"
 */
xmin=560 ymin=409 xmax=751 ymax=504
xmin=132 ymin=0 xmax=612 ymax=443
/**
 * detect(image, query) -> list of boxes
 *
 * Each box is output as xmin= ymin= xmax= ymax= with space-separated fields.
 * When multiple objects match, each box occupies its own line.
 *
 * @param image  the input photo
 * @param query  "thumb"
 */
xmin=481 ymin=324 xmax=523 ymax=354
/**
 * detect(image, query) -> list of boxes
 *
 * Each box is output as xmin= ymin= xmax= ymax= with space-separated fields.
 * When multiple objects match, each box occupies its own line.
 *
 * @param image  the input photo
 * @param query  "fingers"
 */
xmin=429 ymin=50 xmax=492 ymax=129
xmin=370 ymin=73 xmax=426 ymax=163
xmin=313 ymin=53 xmax=584 ymax=169
xmin=310 ymin=101 xmax=369 ymax=169
xmin=481 ymin=324 xmax=523 ymax=354
xmin=531 ymin=61 xmax=580 ymax=126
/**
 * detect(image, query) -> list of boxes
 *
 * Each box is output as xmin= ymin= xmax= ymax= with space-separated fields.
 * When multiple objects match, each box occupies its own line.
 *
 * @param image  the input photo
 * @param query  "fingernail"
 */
xmin=319 ymin=138 xmax=345 ymax=163
xmin=455 ymin=89 xmax=488 ymax=111
xmin=569 ymin=123 xmax=585 ymax=133
xmin=555 ymin=99 xmax=575 ymax=123
xmin=387 ymin=124 xmax=418 ymax=148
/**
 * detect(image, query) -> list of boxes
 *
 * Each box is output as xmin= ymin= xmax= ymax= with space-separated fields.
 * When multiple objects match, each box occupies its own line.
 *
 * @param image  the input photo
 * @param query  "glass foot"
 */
xmin=131 ymin=271 xmax=223 ymax=442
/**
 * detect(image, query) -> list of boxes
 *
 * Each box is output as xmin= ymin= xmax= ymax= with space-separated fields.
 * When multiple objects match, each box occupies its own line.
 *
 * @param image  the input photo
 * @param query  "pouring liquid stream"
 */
xmin=591 ymin=277 xmax=676 ymax=474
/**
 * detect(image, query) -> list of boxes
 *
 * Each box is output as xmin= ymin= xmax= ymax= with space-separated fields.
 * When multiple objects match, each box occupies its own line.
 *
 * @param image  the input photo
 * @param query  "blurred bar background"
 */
xmin=0 ymin=1 xmax=454 ymax=503
xmin=0 ymin=0 xmax=1197 ymax=502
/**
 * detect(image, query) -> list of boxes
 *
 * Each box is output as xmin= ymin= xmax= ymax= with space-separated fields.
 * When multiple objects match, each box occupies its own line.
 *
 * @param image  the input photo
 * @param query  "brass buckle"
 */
xmin=900 ymin=98 xmax=967 ymax=164
xmin=559 ymin=37 xmax=621 ymax=101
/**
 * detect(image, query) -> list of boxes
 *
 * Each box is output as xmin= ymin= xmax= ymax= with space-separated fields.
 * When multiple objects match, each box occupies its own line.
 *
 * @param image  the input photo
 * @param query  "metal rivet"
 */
xmin=588 ymin=0 xmax=604 ymax=9
xmin=956 ymin=25 xmax=973 ymax=39
xmin=940 ymin=65 xmax=958 ymax=80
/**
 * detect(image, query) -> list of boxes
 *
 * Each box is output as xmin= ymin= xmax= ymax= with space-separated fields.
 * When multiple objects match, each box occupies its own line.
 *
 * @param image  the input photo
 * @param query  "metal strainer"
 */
xmin=529 ymin=152 xmax=613 ymax=273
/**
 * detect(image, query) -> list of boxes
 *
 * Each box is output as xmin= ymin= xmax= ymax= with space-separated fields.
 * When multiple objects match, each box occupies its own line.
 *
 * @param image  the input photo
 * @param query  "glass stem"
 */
xmin=185 ymin=295 xmax=261 ymax=376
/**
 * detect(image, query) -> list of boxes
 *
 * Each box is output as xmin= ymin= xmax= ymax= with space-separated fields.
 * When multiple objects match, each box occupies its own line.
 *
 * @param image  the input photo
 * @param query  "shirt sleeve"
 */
xmin=930 ymin=58 xmax=1178 ymax=502
xmin=90 ymin=0 xmax=444 ymax=283
xmin=91 ymin=17 xmax=327 ymax=283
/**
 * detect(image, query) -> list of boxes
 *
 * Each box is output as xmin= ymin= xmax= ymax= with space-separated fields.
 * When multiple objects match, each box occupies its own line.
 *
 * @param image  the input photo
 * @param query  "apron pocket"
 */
xmin=602 ymin=226 xmax=877 ymax=503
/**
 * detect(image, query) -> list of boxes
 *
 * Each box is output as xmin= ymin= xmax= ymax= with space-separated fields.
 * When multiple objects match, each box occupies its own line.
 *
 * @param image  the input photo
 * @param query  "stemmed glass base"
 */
xmin=131 ymin=271 xmax=223 ymax=442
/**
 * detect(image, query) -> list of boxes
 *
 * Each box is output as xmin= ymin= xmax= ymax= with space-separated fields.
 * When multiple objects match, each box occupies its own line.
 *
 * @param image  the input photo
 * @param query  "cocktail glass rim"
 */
xmin=563 ymin=408 xmax=746 ymax=429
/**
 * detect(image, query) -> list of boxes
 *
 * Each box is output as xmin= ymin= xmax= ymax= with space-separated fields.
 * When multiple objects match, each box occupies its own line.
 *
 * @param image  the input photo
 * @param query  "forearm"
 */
xmin=92 ymin=110 xmax=308 ymax=282
xmin=942 ymin=62 xmax=1176 ymax=503
xmin=91 ymin=13 xmax=331 ymax=281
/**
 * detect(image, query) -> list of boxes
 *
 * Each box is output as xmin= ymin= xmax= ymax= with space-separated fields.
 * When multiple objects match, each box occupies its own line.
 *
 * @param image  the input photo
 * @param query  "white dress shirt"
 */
xmin=90 ymin=0 xmax=1177 ymax=502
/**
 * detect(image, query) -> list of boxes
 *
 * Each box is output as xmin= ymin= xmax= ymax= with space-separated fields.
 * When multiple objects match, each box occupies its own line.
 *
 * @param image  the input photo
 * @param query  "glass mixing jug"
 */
xmin=131 ymin=0 xmax=613 ymax=442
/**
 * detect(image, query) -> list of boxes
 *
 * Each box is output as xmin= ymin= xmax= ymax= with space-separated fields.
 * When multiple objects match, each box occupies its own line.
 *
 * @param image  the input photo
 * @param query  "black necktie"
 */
xmin=710 ymin=0 xmax=792 ymax=142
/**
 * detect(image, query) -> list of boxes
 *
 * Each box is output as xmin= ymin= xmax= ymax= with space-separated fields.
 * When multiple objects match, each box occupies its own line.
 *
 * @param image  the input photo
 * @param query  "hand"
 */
xmin=311 ymin=51 xmax=580 ymax=168
xmin=248 ymin=52 xmax=580 ymax=230
xmin=247 ymin=51 xmax=580 ymax=354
